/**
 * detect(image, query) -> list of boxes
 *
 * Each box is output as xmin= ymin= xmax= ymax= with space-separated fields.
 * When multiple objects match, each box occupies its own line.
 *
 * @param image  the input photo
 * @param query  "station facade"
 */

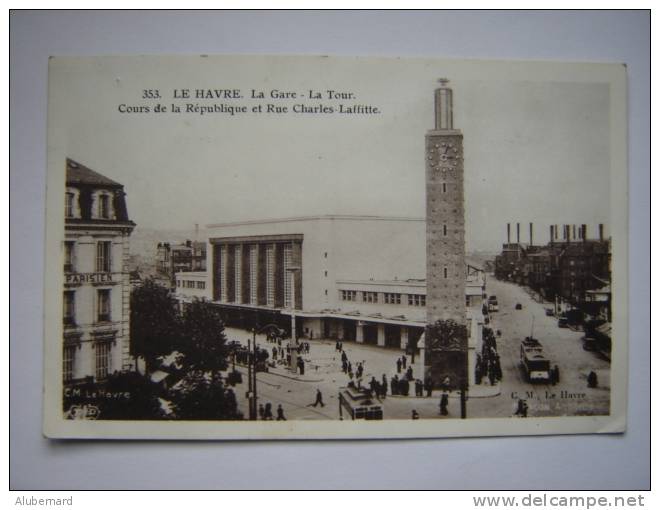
xmin=186 ymin=215 xmax=485 ymax=355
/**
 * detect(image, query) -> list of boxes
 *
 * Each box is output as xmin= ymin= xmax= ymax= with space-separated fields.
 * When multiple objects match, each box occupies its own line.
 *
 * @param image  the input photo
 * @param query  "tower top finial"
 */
xmin=438 ymin=78 xmax=450 ymax=87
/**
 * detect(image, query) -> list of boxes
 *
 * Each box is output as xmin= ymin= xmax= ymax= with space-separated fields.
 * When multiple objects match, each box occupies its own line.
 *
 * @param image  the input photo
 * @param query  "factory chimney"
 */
xmin=516 ymin=223 xmax=520 ymax=244
xmin=599 ymin=223 xmax=604 ymax=241
xmin=581 ymin=224 xmax=587 ymax=242
xmin=507 ymin=223 xmax=511 ymax=244
xmin=529 ymin=222 xmax=534 ymax=246
xmin=550 ymin=225 xmax=554 ymax=245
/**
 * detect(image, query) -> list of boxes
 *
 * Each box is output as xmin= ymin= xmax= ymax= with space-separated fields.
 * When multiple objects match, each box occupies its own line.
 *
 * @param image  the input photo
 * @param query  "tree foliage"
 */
xmin=178 ymin=299 xmax=229 ymax=377
xmin=130 ymin=278 xmax=180 ymax=372
xmin=169 ymin=371 xmax=242 ymax=421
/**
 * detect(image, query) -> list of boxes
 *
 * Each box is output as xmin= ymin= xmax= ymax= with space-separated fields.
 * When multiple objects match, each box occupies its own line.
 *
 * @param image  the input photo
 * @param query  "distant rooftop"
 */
xmin=207 ymin=214 xmax=425 ymax=229
xmin=66 ymin=158 xmax=121 ymax=187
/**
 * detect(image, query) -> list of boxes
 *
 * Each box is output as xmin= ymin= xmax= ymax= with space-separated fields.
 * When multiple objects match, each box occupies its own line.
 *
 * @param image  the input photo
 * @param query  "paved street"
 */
xmin=220 ymin=276 xmax=610 ymax=421
xmin=468 ymin=277 xmax=611 ymax=418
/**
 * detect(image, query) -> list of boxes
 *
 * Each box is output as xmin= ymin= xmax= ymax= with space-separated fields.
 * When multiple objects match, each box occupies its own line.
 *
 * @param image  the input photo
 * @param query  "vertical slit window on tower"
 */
xmin=442 ymin=182 xmax=447 ymax=193
xmin=443 ymin=224 xmax=448 ymax=236
xmin=444 ymin=267 xmax=448 ymax=278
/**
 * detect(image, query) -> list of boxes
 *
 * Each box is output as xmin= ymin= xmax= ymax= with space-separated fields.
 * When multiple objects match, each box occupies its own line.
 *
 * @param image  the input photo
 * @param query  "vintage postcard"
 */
xmin=43 ymin=55 xmax=627 ymax=439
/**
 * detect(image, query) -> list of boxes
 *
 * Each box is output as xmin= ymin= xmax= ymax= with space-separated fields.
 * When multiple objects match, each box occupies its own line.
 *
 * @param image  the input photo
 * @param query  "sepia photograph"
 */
xmin=43 ymin=54 xmax=628 ymax=439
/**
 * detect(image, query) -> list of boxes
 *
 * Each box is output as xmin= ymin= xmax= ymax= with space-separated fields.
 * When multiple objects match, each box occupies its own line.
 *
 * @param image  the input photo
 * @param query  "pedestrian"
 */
xmin=297 ymin=357 xmax=305 ymax=375
xmin=400 ymin=377 xmax=410 ymax=396
xmin=272 ymin=346 xmax=278 ymax=360
xmin=335 ymin=341 xmax=340 ymax=352
xmin=381 ymin=374 xmax=388 ymax=397
xmin=440 ymin=392 xmax=449 ymax=416
xmin=406 ymin=366 xmax=414 ymax=381
xmin=402 ymin=355 xmax=407 ymax=369
xmin=258 ymin=403 xmax=265 ymax=420
xmin=587 ymin=371 xmax=598 ymax=388
xmin=312 ymin=389 xmax=325 ymax=407
xmin=424 ymin=376 xmax=433 ymax=397
xmin=369 ymin=376 xmax=378 ymax=395
xmin=276 ymin=404 xmax=286 ymax=421
xmin=411 ymin=409 xmax=420 ymax=420
xmin=357 ymin=363 xmax=363 ymax=379
xmin=341 ymin=351 xmax=348 ymax=363
xmin=391 ymin=374 xmax=399 ymax=396
xmin=415 ymin=379 xmax=423 ymax=397
xmin=396 ymin=358 xmax=402 ymax=374
xmin=264 ymin=402 xmax=273 ymax=420
xmin=348 ymin=361 xmax=352 ymax=374
xmin=342 ymin=359 xmax=348 ymax=373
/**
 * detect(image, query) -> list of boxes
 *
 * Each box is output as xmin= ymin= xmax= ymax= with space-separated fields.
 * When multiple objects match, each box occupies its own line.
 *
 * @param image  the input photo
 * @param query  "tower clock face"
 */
xmin=430 ymin=141 xmax=461 ymax=174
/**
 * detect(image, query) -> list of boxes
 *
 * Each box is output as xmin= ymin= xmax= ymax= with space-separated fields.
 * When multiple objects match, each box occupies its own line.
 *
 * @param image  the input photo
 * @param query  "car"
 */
xmin=545 ymin=308 xmax=554 ymax=317
xmin=515 ymin=303 xmax=523 ymax=310
xmin=557 ymin=317 xmax=569 ymax=328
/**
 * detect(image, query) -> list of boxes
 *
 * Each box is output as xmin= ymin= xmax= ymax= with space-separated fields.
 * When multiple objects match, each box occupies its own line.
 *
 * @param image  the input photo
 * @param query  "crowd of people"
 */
xmin=475 ymin=327 xmax=503 ymax=386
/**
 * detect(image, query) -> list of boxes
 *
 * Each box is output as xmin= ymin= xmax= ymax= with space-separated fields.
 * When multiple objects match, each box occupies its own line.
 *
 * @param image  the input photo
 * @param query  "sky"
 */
xmin=50 ymin=55 xmax=615 ymax=251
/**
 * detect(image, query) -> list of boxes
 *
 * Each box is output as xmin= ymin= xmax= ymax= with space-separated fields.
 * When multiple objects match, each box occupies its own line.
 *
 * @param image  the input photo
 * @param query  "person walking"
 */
xmin=381 ymin=374 xmax=388 ymax=397
xmin=396 ymin=358 xmax=402 ymax=374
xmin=401 ymin=355 xmax=407 ymax=369
xmin=439 ymin=392 xmax=449 ymax=416
xmin=406 ymin=366 xmax=414 ymax=381
xmin=264 ymin=402 xmax=273 ymax=420
xmin=391 ymin=374 xmax=399 ymax=396
xmin=276 ymin=404 xmax=286 ymax=421
xmin=424 ymin=376 xmax=433 ymax=397
xmin=309 ymin=389 xmax=325 ymax=407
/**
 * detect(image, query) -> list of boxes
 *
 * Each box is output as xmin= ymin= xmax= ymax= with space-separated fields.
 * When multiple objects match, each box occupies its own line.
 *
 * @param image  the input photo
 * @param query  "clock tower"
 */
xmin=424 ymin=79 xmax=467 ymax=390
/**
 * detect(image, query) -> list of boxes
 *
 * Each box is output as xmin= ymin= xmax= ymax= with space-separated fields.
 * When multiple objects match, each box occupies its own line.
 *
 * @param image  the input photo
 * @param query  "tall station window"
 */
xmin=362 ymin=291 xmax=378 ymax=303
xmin=234 ymin=245 xmax=242 ymax=303
xmin=95 ymin=341 xmax=111 ymax=380
xmin=64 ymin=241 xmax=75 ymax=272
xmin=97 ymin=289 xmax=111 ymax=322
xmin=96 ymin=241 xmax=112 ymax=272
xmin=63 ymin=291 xmax=75 ymax=325
xmin=283 ymin=244 xmax=293 ymax=308
xmin=266 ymin=245 xmax=275 ymax=307
xmin=63 ymin=345 xmax=75 ymax=382
xmin=220 ymin=245 xmax=228 ymax=302
xmin=249 ymin=244 xmax=258 ymax=305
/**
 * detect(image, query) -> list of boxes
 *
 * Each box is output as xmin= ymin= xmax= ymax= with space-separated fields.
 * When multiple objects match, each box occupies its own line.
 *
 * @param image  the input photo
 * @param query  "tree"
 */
xmin=178 ymin=299 xmax=229 ymax=378
xmin=130 ymin=278 xmax=181 ymax=373
xmin=169 ymin=371 xmax=243 ymax=420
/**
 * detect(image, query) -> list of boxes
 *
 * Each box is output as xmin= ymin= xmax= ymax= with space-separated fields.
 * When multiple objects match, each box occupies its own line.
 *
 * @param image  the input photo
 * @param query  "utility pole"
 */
xmin=286 ymin=267 xmax=301 ymax=374
xmin=247 ymin=338 xmax=255 ymax=420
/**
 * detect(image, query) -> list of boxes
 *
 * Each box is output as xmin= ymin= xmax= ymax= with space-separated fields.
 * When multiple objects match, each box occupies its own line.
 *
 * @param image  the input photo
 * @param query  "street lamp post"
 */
xmin=248 ymin=323 xmax=285 ymax=421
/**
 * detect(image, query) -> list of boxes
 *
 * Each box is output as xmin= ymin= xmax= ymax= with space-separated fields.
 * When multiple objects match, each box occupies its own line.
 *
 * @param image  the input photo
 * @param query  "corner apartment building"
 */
xmin=62 ymin=158 xmax=135 ymax=383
